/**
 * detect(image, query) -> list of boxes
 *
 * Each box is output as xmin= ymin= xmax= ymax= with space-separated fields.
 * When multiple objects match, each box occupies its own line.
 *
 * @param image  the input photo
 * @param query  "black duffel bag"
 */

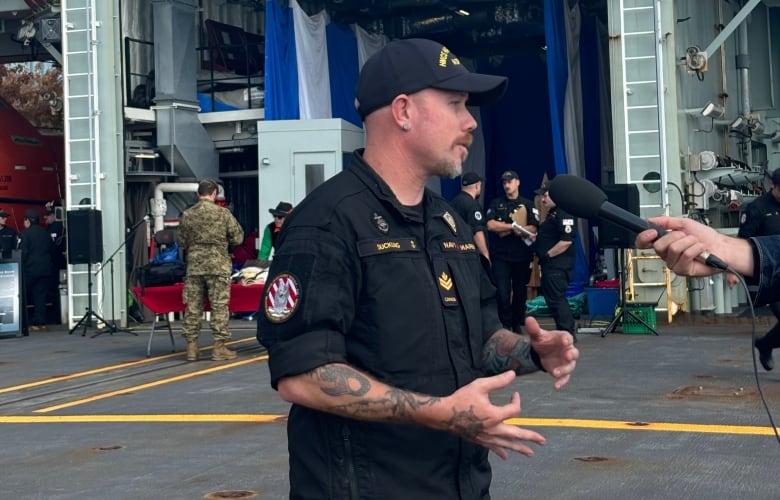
xmin=137 ymin=260 xmax=186 ymax=294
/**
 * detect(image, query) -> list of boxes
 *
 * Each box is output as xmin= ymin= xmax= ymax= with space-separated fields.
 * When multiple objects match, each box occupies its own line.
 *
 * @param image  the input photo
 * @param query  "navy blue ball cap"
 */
xmin=461 ymin=172 xmax=483 ymax=186
xmin=355 ymin=38 xmax=508 ymax=120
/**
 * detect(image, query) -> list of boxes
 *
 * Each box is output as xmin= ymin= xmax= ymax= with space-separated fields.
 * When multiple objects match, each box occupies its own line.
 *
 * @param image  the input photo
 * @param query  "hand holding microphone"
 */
xmin=547 ymin=175 xmax=729 ymax=272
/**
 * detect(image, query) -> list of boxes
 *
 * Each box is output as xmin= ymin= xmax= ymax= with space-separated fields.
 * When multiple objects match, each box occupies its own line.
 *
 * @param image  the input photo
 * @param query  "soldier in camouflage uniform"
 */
xmin=178 ymin=179 xmax=244 ymax=361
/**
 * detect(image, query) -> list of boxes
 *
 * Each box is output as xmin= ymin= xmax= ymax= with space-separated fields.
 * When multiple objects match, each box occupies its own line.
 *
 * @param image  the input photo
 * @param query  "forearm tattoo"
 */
xmin=310 ymin=365 xmax=440 ymax=423
xmin=482 ymin=333 xmax=539 ymax=375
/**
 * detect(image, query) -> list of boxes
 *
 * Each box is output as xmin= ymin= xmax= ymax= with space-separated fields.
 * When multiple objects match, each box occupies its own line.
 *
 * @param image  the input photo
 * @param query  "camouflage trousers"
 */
xmin=182 ymin=274 xmax=231 ymax=341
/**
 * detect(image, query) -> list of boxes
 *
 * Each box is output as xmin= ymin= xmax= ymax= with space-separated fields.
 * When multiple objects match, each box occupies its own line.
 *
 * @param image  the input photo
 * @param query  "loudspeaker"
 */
xmin=67 ymin=209 xmax=103 ymax=264
xmin=598 ymin=184 xmax=640 ymax=248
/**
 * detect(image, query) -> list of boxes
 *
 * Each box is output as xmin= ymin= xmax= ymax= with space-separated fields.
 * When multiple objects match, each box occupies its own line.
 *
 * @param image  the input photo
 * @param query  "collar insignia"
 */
xmin=442 ymin=211 xmax=457 ymax=235
xmin=372 ymin=212 xmax=389 ymax=234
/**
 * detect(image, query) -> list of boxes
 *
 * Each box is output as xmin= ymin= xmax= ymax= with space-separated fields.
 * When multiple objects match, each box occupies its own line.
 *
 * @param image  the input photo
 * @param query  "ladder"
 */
xmin=626 ymin=251 xmax=675 ymax=324
xmin=618 ymin=0 xmax=668 ymax=213
xmin=62 ymin=0 xmax=102 ymax=328
xmin=618 ymin=0 xmax=669 ymax=306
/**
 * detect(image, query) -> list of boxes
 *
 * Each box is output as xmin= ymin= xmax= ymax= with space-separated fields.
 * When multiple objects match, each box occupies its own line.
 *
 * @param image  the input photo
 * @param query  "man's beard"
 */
xmin=434 ymin=160 xmax=462 ymax=179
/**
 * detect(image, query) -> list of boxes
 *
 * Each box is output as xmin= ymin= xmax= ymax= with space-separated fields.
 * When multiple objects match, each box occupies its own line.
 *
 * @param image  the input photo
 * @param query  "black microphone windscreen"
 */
xmin=548 ymin=175 xmax=607 ymax=218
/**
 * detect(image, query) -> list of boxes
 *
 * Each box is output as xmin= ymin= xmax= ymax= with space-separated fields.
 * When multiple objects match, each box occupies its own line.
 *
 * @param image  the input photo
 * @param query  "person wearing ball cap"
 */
xmin=257 ymin=38 xmax=578 ymax=499
xmin=449 ymin=171 xmax=489 ymax=261
xmin=20 ymin=208 xmax=55 ymax=332
xmin=533 ymin=184 xmax=578 ymax=342
xmin=0 ymin=208 xmax=17 ymax=259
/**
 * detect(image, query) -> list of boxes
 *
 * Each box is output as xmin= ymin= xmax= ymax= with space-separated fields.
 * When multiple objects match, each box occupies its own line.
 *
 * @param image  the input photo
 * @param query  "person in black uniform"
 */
xmin=20 ymin=209 xmax=54 ymax=332
xmin=44 ymin=206 xmax=65 ymax=324
xmin=43 ymin=206 xmax=66 ymax=271
xmin=533 ymin=186 xmax=577 ymax=340
xmin=449 ymin=171 xmax=489 ymax=261
xmin=256 ymin=38 xmax=578 ymax=500
xmin=730 ymin=168 xmax=780 ymax=370
xmin=0 ymin=209 xmax=18 ymax=259
xmin=486 ymin=170 xmax=538 ymax=332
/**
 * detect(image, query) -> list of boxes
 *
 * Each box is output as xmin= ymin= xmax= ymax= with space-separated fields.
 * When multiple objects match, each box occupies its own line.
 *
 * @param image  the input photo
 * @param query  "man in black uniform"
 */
xmin=731 ymin=168 xmax=780 ymax=370
xmin=20 ymin=209 xmax=54 ymax=332
xmin=486 ymin=170 xmax=538 ymax=332
xmin=533 ymin=186 xmax=577 ymax=340
xmin=0 ymin=209 xmax=18 ymax=259
xmin=257 ymin=38 xmax=578 ymax=500
xmin=449 ymin=171 xmax=489 ymax=261
xmin=44 ymin=206 xmax=66 ymax=271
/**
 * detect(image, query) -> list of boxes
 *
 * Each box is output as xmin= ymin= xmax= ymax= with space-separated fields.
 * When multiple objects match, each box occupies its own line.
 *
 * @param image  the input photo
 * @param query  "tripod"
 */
xmin=601 ymin=248 xmax=659 ymax=337
xmin=69 ymin=260 xmax=109 ymax=336
xmin=90 ymin=217 xmax=147 ymax=338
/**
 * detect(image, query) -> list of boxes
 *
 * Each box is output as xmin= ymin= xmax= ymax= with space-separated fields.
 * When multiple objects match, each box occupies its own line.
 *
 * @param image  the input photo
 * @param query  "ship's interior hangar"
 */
xmin=0 ymin=0 xmax=778 ymax=328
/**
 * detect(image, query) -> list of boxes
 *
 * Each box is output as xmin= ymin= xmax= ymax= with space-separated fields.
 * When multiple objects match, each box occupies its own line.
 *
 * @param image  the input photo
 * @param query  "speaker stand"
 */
xmin=69 ymin=263 xmax=110 ymax=336
xmin=601 ymin=249 xmax=659 ymax=337
xmin=90 ymin=217 xmax=146 ymax=338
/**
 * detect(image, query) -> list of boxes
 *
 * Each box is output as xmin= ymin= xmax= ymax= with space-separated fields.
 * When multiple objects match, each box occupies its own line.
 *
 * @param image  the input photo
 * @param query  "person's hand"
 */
xmin=726 ymin=272 xmax=739 ymax=289
xmin=524 ymin=316 xmax=578 ymax=390
xmin=636 ymin=216 xmax=752 ymax=277
xmin=444 ymin=370 xmax=545 ymax=459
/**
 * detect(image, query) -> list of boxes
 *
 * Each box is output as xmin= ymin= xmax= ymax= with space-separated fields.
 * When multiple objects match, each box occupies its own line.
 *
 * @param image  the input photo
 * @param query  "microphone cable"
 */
xmin=728 ymin=268 xmax=780 ymax=445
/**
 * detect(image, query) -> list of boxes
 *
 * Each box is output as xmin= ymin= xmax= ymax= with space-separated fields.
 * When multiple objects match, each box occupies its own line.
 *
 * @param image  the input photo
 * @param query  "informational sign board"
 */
xmin=0 ymin=257 xmax=21 ymax=337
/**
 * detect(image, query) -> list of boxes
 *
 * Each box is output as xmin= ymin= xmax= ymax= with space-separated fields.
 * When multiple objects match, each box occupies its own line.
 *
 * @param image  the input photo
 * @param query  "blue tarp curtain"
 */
xmin=265 ymin=0 xmax=299 ymax=120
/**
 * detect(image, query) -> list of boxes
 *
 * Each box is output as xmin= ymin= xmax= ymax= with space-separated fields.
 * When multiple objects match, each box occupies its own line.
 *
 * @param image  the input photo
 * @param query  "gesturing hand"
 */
xmin=524 ymin=316 xmax=578 ymax=390
xmin=444 ymin=371 xmax=546 ymax=459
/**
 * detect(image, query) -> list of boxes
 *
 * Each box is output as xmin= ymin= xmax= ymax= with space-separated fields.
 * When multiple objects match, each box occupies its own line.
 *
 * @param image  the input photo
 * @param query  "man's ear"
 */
xmin=390 ymin=94 xmax=412 ymax=128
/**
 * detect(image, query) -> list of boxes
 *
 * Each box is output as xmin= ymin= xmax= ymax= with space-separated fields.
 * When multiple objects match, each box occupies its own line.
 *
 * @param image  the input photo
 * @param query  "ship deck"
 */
xmin=1 ymin=309 xmax=779 ymax=499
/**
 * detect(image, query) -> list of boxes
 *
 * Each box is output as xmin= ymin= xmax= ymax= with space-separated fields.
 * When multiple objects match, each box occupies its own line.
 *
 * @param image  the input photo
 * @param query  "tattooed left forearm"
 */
xmin=482 ymin=332 xmax=539 ymax=375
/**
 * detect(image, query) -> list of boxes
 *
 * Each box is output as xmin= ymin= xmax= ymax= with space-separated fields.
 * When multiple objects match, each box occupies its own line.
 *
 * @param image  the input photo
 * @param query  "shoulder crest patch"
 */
xmin=264 ymin=273 xmax=301 ymax=323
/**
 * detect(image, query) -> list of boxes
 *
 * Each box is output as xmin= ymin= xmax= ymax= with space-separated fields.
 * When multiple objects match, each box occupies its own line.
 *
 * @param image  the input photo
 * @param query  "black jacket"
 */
xmin=20 ymin=224 xmax=54 ymax=278
xmin=258 ymin=150 xmax=501 ymax=499
xmin=535 ymin=208 xmax=577 ymax=270
xmin=486 ymin=194 xmax=537 ymax=261
xmin=0 ymin=225 xmax=17 ymax=259
xmin=449 ymin=190 xmax=486 ymax=236
xmin=738 ymin=192 xmax=780 ymax=238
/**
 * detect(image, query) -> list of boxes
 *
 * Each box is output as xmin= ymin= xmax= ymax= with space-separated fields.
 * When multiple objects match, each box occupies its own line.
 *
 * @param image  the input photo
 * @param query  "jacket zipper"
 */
xmin=342 ymin=425 xmax=359 ymax=500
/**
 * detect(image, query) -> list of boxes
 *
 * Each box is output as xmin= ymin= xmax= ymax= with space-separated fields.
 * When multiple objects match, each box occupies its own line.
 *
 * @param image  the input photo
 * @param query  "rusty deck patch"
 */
xmin=668 ymin=385 xmax=755 ymax=400
xmin=204 ymin=491 xmax=259 ymax=499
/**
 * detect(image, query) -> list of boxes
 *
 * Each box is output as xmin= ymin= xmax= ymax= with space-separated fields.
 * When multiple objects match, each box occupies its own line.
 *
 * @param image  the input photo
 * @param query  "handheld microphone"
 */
xmin=547 ymin=175 xmax=728 ymax=271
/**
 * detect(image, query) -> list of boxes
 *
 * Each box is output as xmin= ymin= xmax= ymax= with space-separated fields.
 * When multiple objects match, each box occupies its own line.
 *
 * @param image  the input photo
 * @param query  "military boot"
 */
xmin=211 ymin=340 xmax=237 ymax=361
xmin=186 ymin=340 xmax=200 ymax=361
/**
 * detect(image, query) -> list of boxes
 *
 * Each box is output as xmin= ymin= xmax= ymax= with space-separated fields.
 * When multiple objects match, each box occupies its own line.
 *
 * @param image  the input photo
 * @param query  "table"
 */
xmin=132 ymin=283 xmax=264 ymax=356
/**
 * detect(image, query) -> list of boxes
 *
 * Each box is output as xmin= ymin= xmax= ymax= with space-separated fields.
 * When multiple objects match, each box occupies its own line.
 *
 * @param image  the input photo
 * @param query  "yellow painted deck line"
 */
xmin=0 ymin=415 xmax=774 ymax=436
xmin=1 ymin=414 xmax=284 ymax=423
xmin=504 ymin=418 xmax=777 ymax=435
xmin=0 ymin=338 xmax=255 ymax=395
xmin=34 ymin=354 xmax=268 ymax=413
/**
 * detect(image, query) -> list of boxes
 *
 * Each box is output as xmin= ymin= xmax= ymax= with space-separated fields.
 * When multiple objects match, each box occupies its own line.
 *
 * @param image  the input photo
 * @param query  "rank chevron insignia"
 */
xmin=439 ymin=272 xmax=453 ymax=290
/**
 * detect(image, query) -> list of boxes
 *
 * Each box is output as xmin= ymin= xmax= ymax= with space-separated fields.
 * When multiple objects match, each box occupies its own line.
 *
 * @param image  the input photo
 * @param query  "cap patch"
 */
xmin=264 ymin=273 xmax=300 ymax=323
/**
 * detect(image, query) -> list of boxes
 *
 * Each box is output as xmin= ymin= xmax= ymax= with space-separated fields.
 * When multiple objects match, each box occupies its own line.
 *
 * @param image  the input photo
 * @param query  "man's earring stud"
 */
xmin=402 ymin=123 xmax=411 ymax=131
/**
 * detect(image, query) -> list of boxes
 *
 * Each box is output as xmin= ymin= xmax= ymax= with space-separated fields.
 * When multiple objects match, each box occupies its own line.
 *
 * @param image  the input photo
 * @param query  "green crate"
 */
xmin=622 ymin=303 xmax=656 ymax=334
